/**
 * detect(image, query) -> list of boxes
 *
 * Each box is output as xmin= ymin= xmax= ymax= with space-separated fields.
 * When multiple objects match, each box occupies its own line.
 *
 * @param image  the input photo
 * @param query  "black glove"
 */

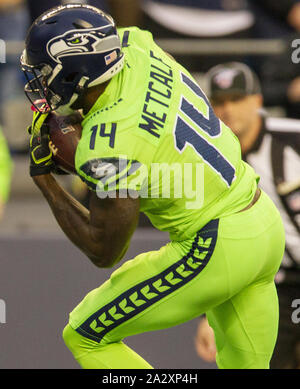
xmin=29 ymin=123 xmax=54 ymax=177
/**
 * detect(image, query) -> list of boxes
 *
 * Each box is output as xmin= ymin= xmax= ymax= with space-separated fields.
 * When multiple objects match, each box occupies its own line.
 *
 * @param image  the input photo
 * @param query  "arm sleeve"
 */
xmin=0 ymin=129 xmax=12 ymax=203
xmin=75 ymin=119 xmax=150 ymax=197
xmin=77 ymin=156 xmax=148 ymax=197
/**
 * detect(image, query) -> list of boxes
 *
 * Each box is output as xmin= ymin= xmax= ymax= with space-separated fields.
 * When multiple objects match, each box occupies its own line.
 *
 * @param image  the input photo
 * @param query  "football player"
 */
xmin=21 ymin=4 xmax=285 ymax=369
xmin=195 ymin=62 xmax=300 ymax=369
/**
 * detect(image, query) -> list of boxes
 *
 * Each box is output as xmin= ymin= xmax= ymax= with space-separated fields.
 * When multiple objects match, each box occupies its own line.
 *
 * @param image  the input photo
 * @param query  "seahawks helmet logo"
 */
xmin=46 ymin=26 xmax=121 ymax=63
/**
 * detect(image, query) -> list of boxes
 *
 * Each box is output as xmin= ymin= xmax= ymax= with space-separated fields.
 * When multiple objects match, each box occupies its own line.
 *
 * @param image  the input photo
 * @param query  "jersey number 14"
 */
xmin=174 ymin=73 xmax=236 ymax=187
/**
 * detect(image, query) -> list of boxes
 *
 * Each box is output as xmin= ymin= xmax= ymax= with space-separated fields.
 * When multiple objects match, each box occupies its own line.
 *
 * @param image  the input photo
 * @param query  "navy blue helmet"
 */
xmin=20 ymin=4 xmax=125 ymax=114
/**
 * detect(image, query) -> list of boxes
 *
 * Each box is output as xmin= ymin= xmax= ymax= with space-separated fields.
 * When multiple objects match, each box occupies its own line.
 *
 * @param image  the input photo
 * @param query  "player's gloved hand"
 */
xmin=28 ymin=105 xmax=70 ymax=176
xmin=29 ymin=123 xmax=54 ymax=177
xmin=27 ymin=105 xmax=49 ymax=136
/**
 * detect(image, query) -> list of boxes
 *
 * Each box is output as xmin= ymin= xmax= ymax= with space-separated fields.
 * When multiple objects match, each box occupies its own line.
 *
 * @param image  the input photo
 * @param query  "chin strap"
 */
xmin=55 ymin=101 xmax=77 ymax=116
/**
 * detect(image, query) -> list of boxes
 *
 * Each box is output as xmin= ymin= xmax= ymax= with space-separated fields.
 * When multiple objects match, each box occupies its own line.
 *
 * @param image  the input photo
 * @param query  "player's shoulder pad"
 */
xmin=118 ymin=26 xmax=154 ymax=48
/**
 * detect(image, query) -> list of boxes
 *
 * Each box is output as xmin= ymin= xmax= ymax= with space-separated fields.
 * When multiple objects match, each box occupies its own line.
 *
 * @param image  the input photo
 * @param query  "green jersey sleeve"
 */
xmin=0 ymin=128 xmax=12 ymax=203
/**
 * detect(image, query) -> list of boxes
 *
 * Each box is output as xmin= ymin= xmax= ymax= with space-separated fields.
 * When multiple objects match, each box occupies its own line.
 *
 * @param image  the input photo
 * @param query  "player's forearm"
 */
xmin=33 ymin=174 xmax=109 ymax=267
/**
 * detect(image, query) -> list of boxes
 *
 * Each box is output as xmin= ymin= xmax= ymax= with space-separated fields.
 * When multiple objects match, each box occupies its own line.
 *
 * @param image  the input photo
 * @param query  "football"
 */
xmin=46 ymin=111 xmax=83 ymax=174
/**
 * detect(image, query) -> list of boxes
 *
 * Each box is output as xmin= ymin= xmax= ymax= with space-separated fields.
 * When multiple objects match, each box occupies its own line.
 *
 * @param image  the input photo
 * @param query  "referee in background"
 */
xmin=195 ymin=62 xmax=300 ymax=369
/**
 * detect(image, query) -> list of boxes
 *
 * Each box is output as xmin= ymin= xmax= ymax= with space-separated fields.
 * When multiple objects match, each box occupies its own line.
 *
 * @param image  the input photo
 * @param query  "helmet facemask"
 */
xmin=21 ymin=57 xmax=58 ymax=112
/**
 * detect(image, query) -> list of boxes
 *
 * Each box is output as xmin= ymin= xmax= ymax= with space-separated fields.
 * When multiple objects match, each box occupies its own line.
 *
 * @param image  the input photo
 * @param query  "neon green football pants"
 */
xmin=63 ymin=190 xmax=285 ymax=369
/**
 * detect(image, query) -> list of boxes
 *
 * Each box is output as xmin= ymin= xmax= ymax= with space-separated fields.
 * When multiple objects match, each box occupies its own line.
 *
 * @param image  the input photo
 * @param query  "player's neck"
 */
xmin=81 ymin=82 xmax=110 ymax=115
xmin=240 ymin=115 xmax=262 ymax=155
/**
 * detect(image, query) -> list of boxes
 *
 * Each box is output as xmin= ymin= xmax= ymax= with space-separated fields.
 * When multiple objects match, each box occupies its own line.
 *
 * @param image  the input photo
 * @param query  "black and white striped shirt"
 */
xmin=245 ymin=116 xmax=300 ymax=268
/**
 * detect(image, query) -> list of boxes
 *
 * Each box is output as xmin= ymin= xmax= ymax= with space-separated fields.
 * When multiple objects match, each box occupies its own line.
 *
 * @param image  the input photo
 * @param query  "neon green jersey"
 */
xmin=0 ymin=128 xmax=12 ymax=203
xmin=75 ymin=27 xmax=259 ymax=240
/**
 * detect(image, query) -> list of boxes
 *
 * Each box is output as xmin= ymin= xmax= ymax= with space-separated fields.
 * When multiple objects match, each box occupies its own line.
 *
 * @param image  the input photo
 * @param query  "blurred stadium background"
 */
xmin=0 ymin=0 xmax=299 ymax=368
